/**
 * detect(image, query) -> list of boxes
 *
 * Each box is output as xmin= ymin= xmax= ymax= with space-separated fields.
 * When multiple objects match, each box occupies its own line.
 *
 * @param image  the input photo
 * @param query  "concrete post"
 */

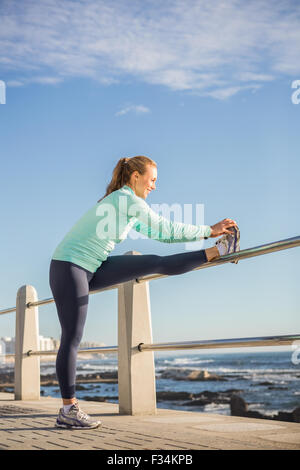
xmin=118 ymin=251 xmax=157 ymax=415
xmin=15 ymin=285 xmax=40 ymax=400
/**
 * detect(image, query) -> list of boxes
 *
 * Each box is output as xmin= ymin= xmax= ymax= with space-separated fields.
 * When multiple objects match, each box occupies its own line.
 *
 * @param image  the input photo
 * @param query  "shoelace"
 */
xmin=67 ymin=401 xmax=90 ymax=421
xmin=76 ymin=408 xmax=90 ymax=421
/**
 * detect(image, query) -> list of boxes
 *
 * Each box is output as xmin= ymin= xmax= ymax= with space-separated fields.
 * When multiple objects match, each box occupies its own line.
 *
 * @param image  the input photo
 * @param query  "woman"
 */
xmin=49 ymin=155 xmax=238 ymax=429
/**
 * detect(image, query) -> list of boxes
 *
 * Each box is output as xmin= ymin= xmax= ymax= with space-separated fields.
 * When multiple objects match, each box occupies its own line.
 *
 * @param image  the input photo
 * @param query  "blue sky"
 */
xmin=0 ymin=0 xmax=299 ymax=354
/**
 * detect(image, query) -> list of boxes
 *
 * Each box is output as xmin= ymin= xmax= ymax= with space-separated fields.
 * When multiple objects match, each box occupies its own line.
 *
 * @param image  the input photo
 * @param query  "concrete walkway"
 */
xmin=0 ymin=392 xmax=299 ymax=450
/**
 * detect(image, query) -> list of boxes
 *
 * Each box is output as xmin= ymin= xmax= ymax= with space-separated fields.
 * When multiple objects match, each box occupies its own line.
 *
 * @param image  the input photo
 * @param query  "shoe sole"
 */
xmin=55 ymin=420 xmax=102 ymax=430
xmin=215 ymin=227 xmax=240 ymax=263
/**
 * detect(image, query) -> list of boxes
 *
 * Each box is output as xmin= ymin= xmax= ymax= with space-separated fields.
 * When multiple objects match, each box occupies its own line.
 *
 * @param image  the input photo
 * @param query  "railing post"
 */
xmin=118 ymin=251 xmax=157 ymax=415
xmin=15 ymin=285 xmax=40 ymax=400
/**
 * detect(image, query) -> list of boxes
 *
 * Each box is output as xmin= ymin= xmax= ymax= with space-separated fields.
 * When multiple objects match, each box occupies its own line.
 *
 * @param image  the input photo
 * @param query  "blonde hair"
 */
xmin=97 ymin=155 xmax=157 ymax=203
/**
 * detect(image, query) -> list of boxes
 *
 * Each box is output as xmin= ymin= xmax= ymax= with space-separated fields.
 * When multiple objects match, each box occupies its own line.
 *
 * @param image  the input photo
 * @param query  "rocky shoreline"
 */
xmin=1 ymin=369 xmax=299 ymax=423
xmin=0 ymin=371 xmax=119 ymax=389
xmin=0 ymin=368 xmax=226 ymax=388
xmin=230 ymin=394 xmax=300 ymax=423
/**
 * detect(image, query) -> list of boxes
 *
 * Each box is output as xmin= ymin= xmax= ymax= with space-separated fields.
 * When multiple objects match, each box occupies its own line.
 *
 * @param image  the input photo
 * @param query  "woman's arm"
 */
xmin=129 ymin=198 xmax=212 ymax=243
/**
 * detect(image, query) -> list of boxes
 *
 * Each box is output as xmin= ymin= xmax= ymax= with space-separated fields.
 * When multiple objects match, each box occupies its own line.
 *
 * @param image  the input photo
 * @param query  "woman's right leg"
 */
xmin=89 ymin=247 xmax=219 ymax=292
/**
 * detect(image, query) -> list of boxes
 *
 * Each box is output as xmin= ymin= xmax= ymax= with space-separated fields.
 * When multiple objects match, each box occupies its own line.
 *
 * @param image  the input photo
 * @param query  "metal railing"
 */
xmin=5 ymin=333 xmax=298 ymax=358
xmin=1 ymin=235 xmax=299 ymax=315
xmin=0 ymin=235 xmax=299 ymax=414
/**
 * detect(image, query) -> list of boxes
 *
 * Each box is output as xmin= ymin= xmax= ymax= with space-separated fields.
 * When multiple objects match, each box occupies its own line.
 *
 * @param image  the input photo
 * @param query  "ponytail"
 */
xmin=97 ymin=155 xmax=156 ymax=203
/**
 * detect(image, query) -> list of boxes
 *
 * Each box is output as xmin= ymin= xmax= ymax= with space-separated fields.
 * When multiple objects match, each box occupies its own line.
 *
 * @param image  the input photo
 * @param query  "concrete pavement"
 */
xmin=0 ymin=392 xmax=299 ymax=450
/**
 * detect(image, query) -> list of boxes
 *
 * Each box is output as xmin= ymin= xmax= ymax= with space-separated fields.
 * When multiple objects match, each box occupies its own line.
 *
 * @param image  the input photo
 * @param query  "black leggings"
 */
xmin=49 ymin=249 xmax=208 ymax=399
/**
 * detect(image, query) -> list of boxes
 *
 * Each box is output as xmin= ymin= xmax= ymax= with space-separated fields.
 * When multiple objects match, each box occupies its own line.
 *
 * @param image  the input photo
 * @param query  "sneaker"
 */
xmin=215 ymin=226 xmax=240 ymax=264
xmin=55 ymin=402 xmax=102 ymax=430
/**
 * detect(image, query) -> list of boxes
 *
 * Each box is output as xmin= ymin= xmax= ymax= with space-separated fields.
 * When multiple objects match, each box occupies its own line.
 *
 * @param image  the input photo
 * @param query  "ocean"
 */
xmin=1 ymin=350 xmax=299 ymax=416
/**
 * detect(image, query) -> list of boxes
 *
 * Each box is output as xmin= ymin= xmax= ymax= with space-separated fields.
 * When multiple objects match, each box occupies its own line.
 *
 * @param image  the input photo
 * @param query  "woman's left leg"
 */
xmin=89 ymin=248 xmax=217 ymax=292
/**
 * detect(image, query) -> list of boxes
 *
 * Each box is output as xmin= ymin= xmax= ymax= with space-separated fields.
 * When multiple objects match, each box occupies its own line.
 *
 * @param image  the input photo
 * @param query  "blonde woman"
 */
xmin=49 ymin=155 xmax=238 ymax=429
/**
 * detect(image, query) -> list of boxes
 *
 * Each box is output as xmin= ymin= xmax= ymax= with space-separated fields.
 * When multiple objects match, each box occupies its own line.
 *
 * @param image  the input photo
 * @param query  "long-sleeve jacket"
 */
xmin=51 ymin=185 xmax=212 ymax=273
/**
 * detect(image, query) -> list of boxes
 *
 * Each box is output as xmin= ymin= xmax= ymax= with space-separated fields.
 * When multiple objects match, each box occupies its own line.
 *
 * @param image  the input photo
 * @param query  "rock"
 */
xmin=194 ymin=390 xmax=218 ymax=399
xmin=275 ymin=411 xmax=293 ymax=422
xmin=189 ymin=370 xmax=208 ymax=380
xmin=230 ymin=396 xmax=300 ymax=424
xmin=159 ymin=368 xmax=225 ymax=381
xmin=82 ymin=396 xmax=107 ymax=402
xmin=156 ymin=391 xmax=193 ymax=401
xmin=187 ymin=370 xmax=224 ymax=380
xmin=257 ymin=381 xmax=273 ymax=386
xmin=230 ymin=394 xmax=248 ymax=416
xmin=292 ymin=407 xmax=300 ymax=423
xmin=182 ymin=398 xmax=210 ymax=406
xmin=223 ymin=388 xmax=244 ymax=394
xmin=75 ymin=384 xmax=89 ymax=391
xmin=271 ymin=408 xmax=300 ymax=423
xmin=180 ymin=390 xmax=242 ymax=407
xmin=245 ymin=410 xmax=266 ymax=419
xmin=76 ymin=372 xmax=118 ymax=382
xmin=81 ymin=395 xmax=118 ymax=402
xmin=194 ymin=390 xmax=230 ymax=402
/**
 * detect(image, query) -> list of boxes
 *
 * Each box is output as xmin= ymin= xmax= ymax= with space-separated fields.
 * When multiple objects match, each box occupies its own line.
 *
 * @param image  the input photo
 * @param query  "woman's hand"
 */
xmin=209 ymin=218 xmax=238 ymax=238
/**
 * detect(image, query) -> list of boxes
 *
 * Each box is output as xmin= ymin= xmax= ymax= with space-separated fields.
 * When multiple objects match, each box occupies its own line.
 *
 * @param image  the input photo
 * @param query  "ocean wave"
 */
xmin=158 ymin=366 xmax=282 ymax=375
xmin=162 ymin=358 xmax=215 ymax=366
xmin=248 ymin=402 xmax=264 ymax=410
xmin=76 ymin=363 xmax=118 ymax=371
xmin=206 ymin=367 xmax=296 ymax=374
xmin=203 ymin=403 xmax=229 ymax=415
xmin=196 ymin=369 xmax=298 ymax=383
xmin=249 ymin=373 xmax=293 ymax=382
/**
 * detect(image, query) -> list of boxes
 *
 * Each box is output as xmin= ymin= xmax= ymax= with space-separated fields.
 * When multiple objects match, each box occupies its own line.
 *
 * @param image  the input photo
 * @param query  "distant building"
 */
xmin=0 ymin=336 xmax=105 ymax=356
xmin=79 ymin=341 xmax=106 ymax=349
xmin=0 ymin=339 xmax=6 ymax=364
xmin=39 ymin=335 xmax=55 ymax=351
xmin=0 ymin=336 xmax=59 ymax=354
xmin=0 ymin=337 xmax=15 ymax=354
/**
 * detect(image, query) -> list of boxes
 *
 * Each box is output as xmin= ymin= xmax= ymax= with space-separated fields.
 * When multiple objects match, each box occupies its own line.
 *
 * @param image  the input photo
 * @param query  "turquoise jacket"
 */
xmin=52 ymin=185 xmax=212 ymax=273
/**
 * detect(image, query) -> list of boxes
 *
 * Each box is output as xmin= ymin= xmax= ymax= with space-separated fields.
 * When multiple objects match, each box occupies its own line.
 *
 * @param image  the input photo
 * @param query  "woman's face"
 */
xmin=130 ymin=165 xmax=157 ymax=199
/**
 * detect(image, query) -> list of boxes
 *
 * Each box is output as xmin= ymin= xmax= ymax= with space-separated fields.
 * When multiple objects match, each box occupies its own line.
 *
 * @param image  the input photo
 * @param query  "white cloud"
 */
xmin=115 ymin=104 xmax=150 ymax=116
xmin=30 ymin=76 xmax=64 ymax=85
xmin=6 ymin=75 xmax=63 ymax=87
xmin=6 ymin=80 xmax=24 ymax=87
xmin=0 ymin=0 xmax=299 ymax=99
xmin=236 ymin=72 xmax=275 ymax=82
xmin=203 ymin=84 xmax=262 ymax=100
